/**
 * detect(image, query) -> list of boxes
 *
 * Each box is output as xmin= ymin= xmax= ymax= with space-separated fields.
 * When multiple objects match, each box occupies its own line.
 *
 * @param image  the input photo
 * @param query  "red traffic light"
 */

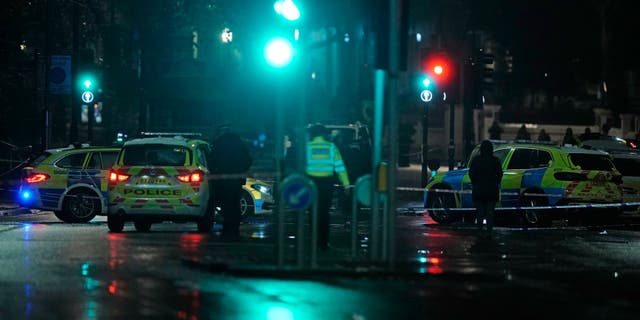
xmin=422 ymin=53 xmax=453 ymax=86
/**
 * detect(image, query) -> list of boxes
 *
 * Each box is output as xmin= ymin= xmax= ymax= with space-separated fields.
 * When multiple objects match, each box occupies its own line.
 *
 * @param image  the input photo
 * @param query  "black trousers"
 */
xmin=308 ymin=176 xmax=335 ymax=248
xmin=213 ymin=179 xmax=243 ymax=236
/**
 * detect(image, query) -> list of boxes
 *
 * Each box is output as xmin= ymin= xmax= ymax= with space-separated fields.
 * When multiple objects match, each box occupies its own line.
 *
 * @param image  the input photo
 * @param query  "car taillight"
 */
xmin=108 ymin=171 xmax=130 ymax=183
xmin=554 ymin=172 xmax=588 ymax=181
xmin=177 ymin=170 xmax=203 ymax=183
xmin=26 ymin=173 xmax=50 ymax=184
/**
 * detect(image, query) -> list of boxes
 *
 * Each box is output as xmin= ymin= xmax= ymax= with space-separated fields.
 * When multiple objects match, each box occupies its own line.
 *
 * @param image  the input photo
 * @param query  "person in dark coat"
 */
xmin=488 ymin=120 xmax=503 ymax=140
xmin=468 ymin=140 xmax=503 ymax=237
xmin=537 ymin=129 xmax=551 ymax=142
xmin=209 ymin=124 xmax=253 ymax=239
xmin=562 ymin=127 xmax=579 ymax=146
xmin=515 ymin=124 xmax=531 ymax=141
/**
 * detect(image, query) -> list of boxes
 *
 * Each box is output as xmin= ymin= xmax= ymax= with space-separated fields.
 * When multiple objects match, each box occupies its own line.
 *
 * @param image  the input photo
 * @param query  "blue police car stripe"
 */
xmin=441 ymin=170 xmax=467 ymax=188
xmin=521 ymin=168 xmax=546 ymax=188
xmin=39 ymin=188 xmax=65 ymax=208
xmin=68 ymin=169 xmax=102 ymax=188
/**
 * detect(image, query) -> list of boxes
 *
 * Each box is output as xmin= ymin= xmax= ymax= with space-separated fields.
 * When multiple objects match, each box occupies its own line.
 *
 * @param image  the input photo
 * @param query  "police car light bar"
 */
xmin=140 ymin=132 xmax=203 ymax=138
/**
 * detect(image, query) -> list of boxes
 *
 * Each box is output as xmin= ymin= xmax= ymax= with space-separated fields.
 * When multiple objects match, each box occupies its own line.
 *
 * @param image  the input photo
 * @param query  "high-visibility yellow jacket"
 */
xmin=306 ymin=136 xmax=350 ymax=187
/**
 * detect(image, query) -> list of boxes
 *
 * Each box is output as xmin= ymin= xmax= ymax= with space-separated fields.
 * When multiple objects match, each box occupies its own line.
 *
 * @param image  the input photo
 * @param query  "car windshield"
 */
xmin=568 ymin=153 xmax=615 ymax=171
xmin=121 ymin=144 xmax=190 ymax=166
xmin=612 ymin=158 xmax=640 ymax=176
xmin=581 ymin=138 xmax=633 ymax=152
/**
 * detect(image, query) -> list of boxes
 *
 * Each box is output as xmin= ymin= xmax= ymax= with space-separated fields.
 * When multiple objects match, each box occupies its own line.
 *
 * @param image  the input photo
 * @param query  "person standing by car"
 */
xmin=515 ymin=124 xmax=531 ymax=141
xmin=562 ymin=127 xmax=579 ymax=146
xmin=468 ymin=140 xmax=503 ymax=238
xmin=209 ymin=124 xmax=253 ymax=239
xmin=537 ymin=129 xmax=551 ymax=142
xmin=305 ymin=124 xmax=350 ymax=250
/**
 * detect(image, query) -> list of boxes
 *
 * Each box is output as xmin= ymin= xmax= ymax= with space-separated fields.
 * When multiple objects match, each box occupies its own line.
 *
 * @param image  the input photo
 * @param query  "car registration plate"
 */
xmin=138 ymin=178 xmax=167 ymax=185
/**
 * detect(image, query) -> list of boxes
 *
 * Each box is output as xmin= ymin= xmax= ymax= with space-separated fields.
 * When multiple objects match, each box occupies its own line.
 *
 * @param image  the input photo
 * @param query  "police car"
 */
xmin=424 ymin=143 xmax=623 ymax=226
xmin=18 ymin=144 xmax=120 ymax=222
xmin=107 ymin=133 xmax=213 ymax=232
xmin=579 ymin=136 xmax=640 ymax=211
xmin=241 ymin=178 xmax=274 ymax=216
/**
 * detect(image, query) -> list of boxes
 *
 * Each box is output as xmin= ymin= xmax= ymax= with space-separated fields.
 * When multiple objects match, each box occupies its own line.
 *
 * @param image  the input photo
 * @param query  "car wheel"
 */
xmin=240 ymin=191 xmax=255 ymax=217
xmin=63 ymin=190 xmax=100 ymax=223
xmin=134 ymin=221 xmax=152 ymax=232
xmin=53 ymin=210 xmax=72 ymax=223
xmin=108 ymin=215 xmax=125 ymax=233
xmin=521 ymin=195 xmax=551 ymax=227
xmin=426 ymin=188 xmax=460 ymax=224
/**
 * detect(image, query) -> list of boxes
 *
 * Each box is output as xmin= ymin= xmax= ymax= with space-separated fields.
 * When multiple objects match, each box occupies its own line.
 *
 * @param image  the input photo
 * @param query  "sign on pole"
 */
xmin=420 ymin=89 xmax=433 ymax=102
xmin=49 ymin=55 xmax=71 ymax=94
xmin=282 ymin=176 xmax=313 ymax=210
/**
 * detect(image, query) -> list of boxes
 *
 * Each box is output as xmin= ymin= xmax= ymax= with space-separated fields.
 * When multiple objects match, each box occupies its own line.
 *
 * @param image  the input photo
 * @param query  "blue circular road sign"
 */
xmin=420 ymin=90 xmax=433 ymax=102
xmin=282 ymin=175 xmax=313 ymax=210
xmin=82 ymin=91 xmax=94 ymax=103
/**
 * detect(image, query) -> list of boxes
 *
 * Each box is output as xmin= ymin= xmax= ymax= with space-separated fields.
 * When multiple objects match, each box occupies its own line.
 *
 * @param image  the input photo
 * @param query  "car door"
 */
xmin=87 ymin=150 xmax=119 ymax=190
xmin=57 ymin=152 xmax=90 ymax=188
xmin=501 ymin=148 xmax=534 ymax=207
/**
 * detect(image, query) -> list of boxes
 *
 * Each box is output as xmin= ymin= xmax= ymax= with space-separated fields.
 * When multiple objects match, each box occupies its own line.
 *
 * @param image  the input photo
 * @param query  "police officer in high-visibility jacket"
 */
xmin=306 ymin=124 xmax=350 ymax=250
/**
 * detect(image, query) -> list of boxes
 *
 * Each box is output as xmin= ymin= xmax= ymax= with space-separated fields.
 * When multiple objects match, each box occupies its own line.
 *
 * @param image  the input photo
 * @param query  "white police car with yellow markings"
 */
xmin=107 ymin=133 xmax=214 ymax=232
xmin=18 ymin=145 xmax=120 ymax=222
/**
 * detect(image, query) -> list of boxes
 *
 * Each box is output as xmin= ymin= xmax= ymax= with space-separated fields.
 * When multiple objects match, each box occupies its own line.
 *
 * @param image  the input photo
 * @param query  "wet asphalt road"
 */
xmin=1 ymin=209 xmax=640 ymax=319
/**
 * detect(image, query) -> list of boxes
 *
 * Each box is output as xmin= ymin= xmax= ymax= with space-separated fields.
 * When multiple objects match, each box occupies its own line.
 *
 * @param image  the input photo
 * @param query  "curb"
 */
xmin=0 ymin=206 xmax=33 ymax=216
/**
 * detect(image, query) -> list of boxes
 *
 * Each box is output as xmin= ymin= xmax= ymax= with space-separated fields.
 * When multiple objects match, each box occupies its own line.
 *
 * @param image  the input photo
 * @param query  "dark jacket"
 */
xmin=209 ymin=132 xmax=252 ymax=184
xmin=468 ymin=141 xmax=503 ymax=202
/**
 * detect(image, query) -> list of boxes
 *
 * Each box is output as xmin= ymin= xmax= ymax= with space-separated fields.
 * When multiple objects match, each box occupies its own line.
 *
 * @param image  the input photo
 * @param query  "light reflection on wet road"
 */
xmin=1 ymin=211 xmax=640 ymax=319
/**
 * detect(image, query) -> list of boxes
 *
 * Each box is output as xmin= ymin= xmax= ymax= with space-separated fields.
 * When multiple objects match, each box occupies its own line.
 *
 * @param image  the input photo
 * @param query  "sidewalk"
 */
xmin=0 ymin=201 xmax=32 ymax=216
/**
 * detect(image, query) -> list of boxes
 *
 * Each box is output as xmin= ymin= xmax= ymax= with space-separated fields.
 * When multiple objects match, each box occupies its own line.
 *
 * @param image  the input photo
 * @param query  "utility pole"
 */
xmin=42 ymin=0 xmax=52 ymax=151
xmin=70 ymin=1 xmax=80 ymax=143
xmin=421 ymin=100 xmax=431 ymax=188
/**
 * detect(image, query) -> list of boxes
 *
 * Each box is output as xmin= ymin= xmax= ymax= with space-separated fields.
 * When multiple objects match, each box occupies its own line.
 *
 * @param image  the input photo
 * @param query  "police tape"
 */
xmin=422 ymin=202 xmax=640 ymax=212
xmin=397 ymin=186 xmax=564 ymax=198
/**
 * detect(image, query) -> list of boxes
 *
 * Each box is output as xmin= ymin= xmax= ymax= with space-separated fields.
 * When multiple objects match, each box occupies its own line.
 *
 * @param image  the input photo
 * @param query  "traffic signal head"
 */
xmin=78 ymin=73 xmax=96 ymax=90
xmin=421 ymin=76 xmax=432 ymax=88
xmin=422 ymin=53 xmax=453 ymax=88
xmin=274 ymin=0 xmax=300 ymax=21
xmin=264 ymin=37 xmax=294 ymax=68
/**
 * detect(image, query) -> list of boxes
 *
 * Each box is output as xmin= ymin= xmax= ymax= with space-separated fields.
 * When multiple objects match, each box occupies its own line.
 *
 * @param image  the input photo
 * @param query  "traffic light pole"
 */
xmin=70 ymin=1 xmax=80 ymax=143
xmin=88 ymin=103 xmax=94 ymax=143
xmin=421 ymin=100 xmax=431 ymax=188
xmin=448 ymin=102 xmax=455 ymax=171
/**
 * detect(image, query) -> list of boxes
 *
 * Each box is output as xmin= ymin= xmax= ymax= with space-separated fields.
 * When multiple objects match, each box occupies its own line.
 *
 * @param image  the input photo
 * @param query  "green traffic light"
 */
xmin=79 ymin=73 xmax=96 ymax=89
xmin=274 ymin=0 xmax=300 ymax=21
xmin=264 ymin=37 xmax=294 ymax=68
xmin=422 ymin=77 xmax=432 ymax=88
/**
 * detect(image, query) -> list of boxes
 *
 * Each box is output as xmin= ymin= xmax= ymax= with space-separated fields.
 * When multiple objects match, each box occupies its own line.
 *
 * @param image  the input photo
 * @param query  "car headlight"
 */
xmin=252 ymin=184 xmax=271 ymax=195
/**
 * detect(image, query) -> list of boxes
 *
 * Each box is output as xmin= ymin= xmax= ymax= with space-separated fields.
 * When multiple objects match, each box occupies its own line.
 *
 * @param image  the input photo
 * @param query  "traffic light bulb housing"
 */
xmin=422 ymin=77 xmax=432 ymax=88
xmin=274 ymin=0 xmax=300 ymax=21
xmin=422 ymin=53 xmax=453 ymax=87
xmin=264 ymin=37 xmax=294 ymax=68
